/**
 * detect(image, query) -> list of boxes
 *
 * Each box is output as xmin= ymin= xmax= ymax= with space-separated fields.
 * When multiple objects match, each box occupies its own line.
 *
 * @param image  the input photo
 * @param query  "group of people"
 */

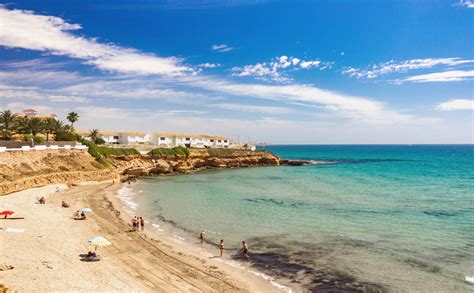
xmin=73 ymin=210 xmax=87 ymax=220
xmin=200 ymin=231 xmax=249 ymax=260
xmin=131 ymin=216 xmax=145 ymax=231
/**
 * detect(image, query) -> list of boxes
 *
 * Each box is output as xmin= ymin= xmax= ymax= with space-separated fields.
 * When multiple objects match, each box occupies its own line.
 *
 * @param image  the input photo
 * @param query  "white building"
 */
xmin=149 ymin=132 xmax=230 ymax=149
xmin=79 ymin=131 xmax=146 ymax=145
xmin=230 ymin=143 xmax=257 ymax=151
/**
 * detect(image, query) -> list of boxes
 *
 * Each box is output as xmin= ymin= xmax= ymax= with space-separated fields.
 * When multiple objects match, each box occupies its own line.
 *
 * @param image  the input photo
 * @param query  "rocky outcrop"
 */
xmin=0 ymin=150 xmax=118 ymax=195
xmin=0 ymin=148 xmax=304 ymax=195
xmin=107 ymin=149 xmax=282 ymax=177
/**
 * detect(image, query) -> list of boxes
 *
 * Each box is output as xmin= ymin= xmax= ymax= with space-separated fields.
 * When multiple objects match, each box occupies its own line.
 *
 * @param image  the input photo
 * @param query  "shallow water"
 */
xmin=125 ymin=145 xmax=474 ymax=292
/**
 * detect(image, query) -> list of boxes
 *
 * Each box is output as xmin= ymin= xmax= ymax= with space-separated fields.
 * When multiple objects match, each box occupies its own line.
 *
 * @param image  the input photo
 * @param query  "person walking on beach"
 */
xmin=140 ymin=217 xmax=144 ymax=232
xmin=132 ymin=216 xmax=137 ymax=231
xmin=219 ymin=239 xmax=224 ymax=257
xmin=242 ymin=241 xmax=249 ymax=260
xmin=200 ymin=231 xmax=206 ymax=244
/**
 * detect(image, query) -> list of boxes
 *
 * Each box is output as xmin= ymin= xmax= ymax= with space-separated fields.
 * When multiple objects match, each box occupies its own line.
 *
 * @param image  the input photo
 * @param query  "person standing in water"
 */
xmin=200 ymin=231 xmax=206 ymax=244
xmin=219 ymin=239 xmax=224 ymax=257
xmin=242 ymin=241 xmax=249 ymax=260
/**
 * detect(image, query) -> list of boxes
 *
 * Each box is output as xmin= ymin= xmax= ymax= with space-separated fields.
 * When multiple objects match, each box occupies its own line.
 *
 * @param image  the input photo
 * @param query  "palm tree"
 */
xmin=89 ymin=129 xmax=100 ymax=144
xmin=0 ymin=110 xmax=19 ymax=140
xmin=43 ymin=118 xmax=57 ymax=141
xmin=67 ymin=112 xmax=79 ymax=129
xmin=18 ymin=117 xmax=45 ymax=136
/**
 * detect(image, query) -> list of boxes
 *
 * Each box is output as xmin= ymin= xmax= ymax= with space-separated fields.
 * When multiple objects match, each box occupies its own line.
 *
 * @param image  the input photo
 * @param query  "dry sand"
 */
xmin=0 ymin=182 xmax=287 ymax=292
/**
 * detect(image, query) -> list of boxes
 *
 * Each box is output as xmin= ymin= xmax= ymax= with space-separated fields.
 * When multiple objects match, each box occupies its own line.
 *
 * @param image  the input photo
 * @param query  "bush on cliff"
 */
xmin=207 ymin=148 xmax=235 ymax=157
xmin=23 ymin=134 xmax=44 ymax=144
xmin=77 ymin=136 xmax=139 ymax=164
xmin=148 ymin=147 xmax=189 ymax=157
xmin=55 ymin=132 xmax=77 ymax=141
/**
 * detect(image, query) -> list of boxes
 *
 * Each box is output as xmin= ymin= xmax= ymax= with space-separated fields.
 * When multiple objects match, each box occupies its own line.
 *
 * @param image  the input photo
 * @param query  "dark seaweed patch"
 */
xmin=402 ymin=258 xmax=441 ymax=274
xmin=233 ymin=245 xmax=387 ymax=292
xmin=423 ymin=210 xmax=458 ymax=218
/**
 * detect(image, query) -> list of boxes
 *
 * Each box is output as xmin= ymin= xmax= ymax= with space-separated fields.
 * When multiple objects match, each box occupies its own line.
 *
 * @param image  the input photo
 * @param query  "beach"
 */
xmin=0 ymin=182 xmax=284 ymax=292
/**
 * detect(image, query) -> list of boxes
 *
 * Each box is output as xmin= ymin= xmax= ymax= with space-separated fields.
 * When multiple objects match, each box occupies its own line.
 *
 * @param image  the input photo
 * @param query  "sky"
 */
xmin=0 ymin=0 xmax=473 ymax=144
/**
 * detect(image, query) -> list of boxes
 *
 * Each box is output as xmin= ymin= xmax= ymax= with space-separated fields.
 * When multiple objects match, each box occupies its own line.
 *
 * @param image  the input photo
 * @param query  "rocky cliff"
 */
xmin=0 ymin=149 xmax=285 ymax=195
xmin=0 ymin=149 xmax=118 ymax=195
xmin=108 ymin=149 xmax=281 ymax=177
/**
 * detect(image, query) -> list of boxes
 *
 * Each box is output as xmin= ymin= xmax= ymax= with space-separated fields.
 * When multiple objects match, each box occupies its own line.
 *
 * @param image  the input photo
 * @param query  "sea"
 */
xmin=117 ymin=145 xmax=474 ymax=292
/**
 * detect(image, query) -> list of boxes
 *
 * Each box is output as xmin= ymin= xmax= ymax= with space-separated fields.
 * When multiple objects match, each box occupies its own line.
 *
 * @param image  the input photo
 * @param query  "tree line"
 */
xmin=0 ymin=110 xmax=86 ymax=143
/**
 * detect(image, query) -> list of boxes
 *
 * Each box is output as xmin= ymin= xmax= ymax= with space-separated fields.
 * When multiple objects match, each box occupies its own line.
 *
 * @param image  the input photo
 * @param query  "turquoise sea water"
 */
xmin=126 ymin=145 xmax=474 ymax=292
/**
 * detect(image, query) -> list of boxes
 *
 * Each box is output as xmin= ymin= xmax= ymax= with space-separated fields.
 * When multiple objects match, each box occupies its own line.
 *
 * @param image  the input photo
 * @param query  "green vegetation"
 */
xmin=95 ymin=146 xmax=140 ymax=156
xmin=207 ymin=148 xmax=235 ymax=157
xmin=55 ymin=131 xmax=77 ymax=141
xmin=148 ymin=146 xmax=189 ymax=157
xmin=0 ymin=110 xmax=19 ymax=140
xmin=23 ymin=134 xmax=44 ymax=144
xmin=67 ymin=112 xmax=79 ymax=129
xmin=0 ymin=109 xmax=76 ymax=141
xmin=78 ymin=137 xmax=139 ymax=161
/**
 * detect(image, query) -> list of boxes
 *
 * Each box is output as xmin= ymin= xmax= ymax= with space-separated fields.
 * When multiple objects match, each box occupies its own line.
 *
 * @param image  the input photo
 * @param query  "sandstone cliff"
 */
xmin=108 ymin=149 xmax=281 ymax=177
xmin=0 ymin=150 xmax=118 ymax=195
xmin=0 ymin=149 xmax=284 ymax=195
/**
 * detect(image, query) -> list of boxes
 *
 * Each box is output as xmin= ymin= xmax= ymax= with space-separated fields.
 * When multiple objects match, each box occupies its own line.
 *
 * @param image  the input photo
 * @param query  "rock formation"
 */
xmin=0 ymin=148 xmax=303 ymax=195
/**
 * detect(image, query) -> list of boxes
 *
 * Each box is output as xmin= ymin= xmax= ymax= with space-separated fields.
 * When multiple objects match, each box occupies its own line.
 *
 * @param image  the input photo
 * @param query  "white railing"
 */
xmin=0 ymin=145 xmax=88 ymax=153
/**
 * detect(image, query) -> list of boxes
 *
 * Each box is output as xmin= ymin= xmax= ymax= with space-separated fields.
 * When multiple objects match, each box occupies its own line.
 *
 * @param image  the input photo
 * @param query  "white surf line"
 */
xmin=466 ymin=276 xmax=474 ymax=284
xmin=248 ymin=270 xmax=293 ymax=293
xmin=173 ymin=235 xmax=185 ymax=241
xmin=213 ymin=257 xmax=292 ymax=292
xmin=115 ymin=186 xmax=139 ymax=211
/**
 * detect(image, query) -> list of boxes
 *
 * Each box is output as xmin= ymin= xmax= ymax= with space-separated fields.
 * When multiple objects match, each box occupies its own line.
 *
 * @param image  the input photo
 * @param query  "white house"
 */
xmin=230 ymin=143 xmax=256 ymax=151
xmin=78 ymin=131 xmax=146 ymax=145
xmin=149 ymin=132 xmax=230 ymax=149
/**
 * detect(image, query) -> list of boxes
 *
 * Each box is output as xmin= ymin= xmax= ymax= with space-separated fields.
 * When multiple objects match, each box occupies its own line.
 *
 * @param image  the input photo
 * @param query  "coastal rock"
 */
xmin=0 ymin=148 xmax=301 ymax=195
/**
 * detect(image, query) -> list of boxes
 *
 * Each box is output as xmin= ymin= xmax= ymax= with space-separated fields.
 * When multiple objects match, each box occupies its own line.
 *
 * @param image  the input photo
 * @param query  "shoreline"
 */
xmin=0 ymin=182 xmax=290 ymax=292
xmin=112 ymin=182 xmax=297 ymax=292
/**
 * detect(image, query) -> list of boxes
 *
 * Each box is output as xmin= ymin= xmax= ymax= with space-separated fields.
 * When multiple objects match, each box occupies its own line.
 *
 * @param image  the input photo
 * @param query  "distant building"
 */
xmin=148 ymin=132 xmax=230 ymax=149
xmin=230 ymin=143 xmax=256 ymax=151
xmin=78 ymin=131 xmax=146 ymax=145
xmin=21 ymin=109 xmax=58 ymax=121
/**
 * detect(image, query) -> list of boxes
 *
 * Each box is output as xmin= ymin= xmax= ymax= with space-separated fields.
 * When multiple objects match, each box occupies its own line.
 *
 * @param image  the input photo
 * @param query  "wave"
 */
xmin=299 ymin=158 xmax=415 ymax=166
xmin=116 ymin=186 xmax=139 ymax=212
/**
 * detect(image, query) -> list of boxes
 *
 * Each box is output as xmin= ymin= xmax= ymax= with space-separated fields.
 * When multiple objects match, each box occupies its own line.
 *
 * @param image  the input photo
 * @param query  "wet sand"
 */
xmin=0 ymin=182 xmax=283 ymax=292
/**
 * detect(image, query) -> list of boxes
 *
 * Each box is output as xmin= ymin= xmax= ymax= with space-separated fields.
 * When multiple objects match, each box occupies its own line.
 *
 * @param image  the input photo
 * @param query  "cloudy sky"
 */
xmin=0 ymin=0 xmax=472 ymax=144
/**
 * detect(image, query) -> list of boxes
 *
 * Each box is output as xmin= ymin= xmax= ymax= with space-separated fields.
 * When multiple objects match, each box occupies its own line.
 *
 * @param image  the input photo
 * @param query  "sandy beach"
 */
xmin=0 ymin=182 xmax=285 ymax=292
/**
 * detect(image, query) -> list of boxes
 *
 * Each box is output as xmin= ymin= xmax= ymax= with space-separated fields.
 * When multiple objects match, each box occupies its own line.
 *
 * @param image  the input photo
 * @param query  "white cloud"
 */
xmin=402 ymin=70 xmax=474 ymax=83
xmin=186 ymin=77 xmax=433 ymax=124
xmin=455 ymin=0 xmax=474 ymax=8
xmin=0 ymin=6 xmax=194 ymax=76
xmin=48 ymin=95 xmax=88 ymax=103
xmin=197 ymin=63 xmax=221 ymax=68
xmin=208 ymin=103 xmax=291 ymax=114
xmin=436 ymin=99 xmax=474 ymax=111
xmin=231 ymin=55 xmax=331 ymax=82
xmin=211 ymin=44 xmax=233 ymax=52
xmin=343 ymin=58 xmax=474 ymax=79
xmin=299 ymin=60 xmax=321 ymax=69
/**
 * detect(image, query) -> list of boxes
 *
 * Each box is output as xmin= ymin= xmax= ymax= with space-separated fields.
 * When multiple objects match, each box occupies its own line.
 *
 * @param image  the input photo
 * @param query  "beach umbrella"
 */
xmin=81 ymin=208 xmax=92 ymax=213
xmin=87 ymin=236 xmax=111 ymax=250
xmin=0 ymin=210 xmax=14 ymax=218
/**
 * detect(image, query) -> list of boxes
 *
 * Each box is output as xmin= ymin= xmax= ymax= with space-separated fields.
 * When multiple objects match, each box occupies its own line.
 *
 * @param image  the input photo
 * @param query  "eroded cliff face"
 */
xmin=0 ymin=150 xmax=118 ymax=195
xmin=107 ymin=149 xmax=281 ymax=177
xmin=0 ymin=149 xmax=282 ymax=195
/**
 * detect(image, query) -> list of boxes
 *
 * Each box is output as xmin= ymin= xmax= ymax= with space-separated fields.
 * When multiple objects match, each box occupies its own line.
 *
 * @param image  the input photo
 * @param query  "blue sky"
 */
xmin=0 ymin=0 xmax=473 ymax=143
